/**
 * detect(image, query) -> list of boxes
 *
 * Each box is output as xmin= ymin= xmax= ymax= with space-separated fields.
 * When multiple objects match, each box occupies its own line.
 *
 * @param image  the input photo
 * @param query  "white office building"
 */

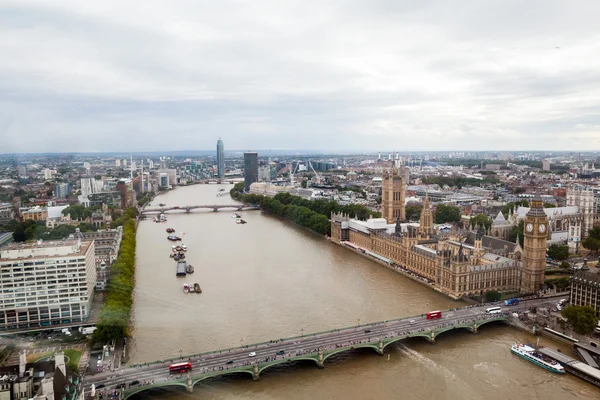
xmin=0 ymin=240 xmax=96 ymax=330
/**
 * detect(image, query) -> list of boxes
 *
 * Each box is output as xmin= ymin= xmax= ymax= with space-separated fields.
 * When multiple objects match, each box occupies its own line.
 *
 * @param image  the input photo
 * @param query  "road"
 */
xmin=84 ymin=295 xmax=565 ymax=395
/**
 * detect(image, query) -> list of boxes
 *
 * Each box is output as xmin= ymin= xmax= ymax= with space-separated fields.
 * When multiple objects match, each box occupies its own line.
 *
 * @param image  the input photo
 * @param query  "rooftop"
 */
xmin=0 ymin=239 xmax=92 ymax=261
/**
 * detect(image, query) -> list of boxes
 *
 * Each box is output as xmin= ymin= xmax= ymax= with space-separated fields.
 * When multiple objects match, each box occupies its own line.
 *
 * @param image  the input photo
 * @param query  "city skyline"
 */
xmin=2 ymin=1 xmax=600 ymax=153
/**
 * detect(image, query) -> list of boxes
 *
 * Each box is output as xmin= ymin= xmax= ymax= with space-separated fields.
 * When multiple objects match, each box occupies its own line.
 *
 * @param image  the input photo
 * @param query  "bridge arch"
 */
xmin=192 ymin=369 xmax=255 ymax=386
xmin=258 ymin=357 xmax=320 ymax=375
xmin=432 ymin=324 xmax=474 ymax=340
xmin=322 ymin=344 xmax=379 ymax=362
xmin=474 ymin=317 xmax=508 ymax=331
xmin=124 ymin=381 xmax=188 ymax=399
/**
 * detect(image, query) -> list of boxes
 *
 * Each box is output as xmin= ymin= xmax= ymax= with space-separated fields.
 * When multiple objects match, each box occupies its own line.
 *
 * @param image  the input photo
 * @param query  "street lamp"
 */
xmin=357 ymin=318 xmax=360 ymax=327
xmin=240 ymin=338 xmax=244 ymax=349
xmin=301 ymin=328 xmax=304 ymax=338
xmin=179 ymin=349 xmax=183 ymax=360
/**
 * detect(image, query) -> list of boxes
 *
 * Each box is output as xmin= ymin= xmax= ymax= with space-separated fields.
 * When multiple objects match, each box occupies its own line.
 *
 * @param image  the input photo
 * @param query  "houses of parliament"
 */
xmin=331 ymin=164 xmax=549 ymax=299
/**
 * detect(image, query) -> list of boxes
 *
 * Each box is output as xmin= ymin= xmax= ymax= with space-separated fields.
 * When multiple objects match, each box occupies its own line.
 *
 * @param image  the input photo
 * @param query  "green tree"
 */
xmin=543 ymin=203 xmax=556 ymax=208
xmin=12 ymin=225 xmax=25 ymax=242
xmin=435 ymin=204 xmax=461 ymax=224
xmin=405 ymin=205 xmax=422 ymax=221
xmin=62 ymin=204 xmax=92 ymax=221
xmin=469 ymin=214 xmax=492 ymax=232
xmin=582 ymin=237 xmax=600 ymax=254
xmin=561 ymin=305 xmax=599 ymax=334
xmin=509 ymin=220 xmax=524 ymax=246
xmin=485 ymin=291 xmax=501 ymax=302
xmin=547 ymin=244 xmax=569 ymax=260
xmin=301 ymin=180 xmax=307 ymax=188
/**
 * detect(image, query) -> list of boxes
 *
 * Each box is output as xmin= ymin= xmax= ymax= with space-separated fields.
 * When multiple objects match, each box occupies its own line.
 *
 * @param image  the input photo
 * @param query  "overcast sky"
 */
xmin=1 ymin=0 xmax=600 ymax=153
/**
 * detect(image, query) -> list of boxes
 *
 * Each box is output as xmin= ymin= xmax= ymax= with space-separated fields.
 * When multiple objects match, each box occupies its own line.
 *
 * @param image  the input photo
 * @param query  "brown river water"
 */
xmin=129 ymin=184 xmax=596 ymax=399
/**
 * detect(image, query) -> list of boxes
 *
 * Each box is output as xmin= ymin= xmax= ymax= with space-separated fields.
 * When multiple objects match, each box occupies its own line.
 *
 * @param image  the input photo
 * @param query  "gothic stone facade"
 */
xmin=331 ymin=196 xmax=548 ymax=299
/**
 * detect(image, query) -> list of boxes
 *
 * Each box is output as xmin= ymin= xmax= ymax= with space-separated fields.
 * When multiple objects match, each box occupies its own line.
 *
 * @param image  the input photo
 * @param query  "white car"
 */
xmin=409 ymin=320 xmax=416 ymax=325
xmin=248 ymin=352 xmax=256 ymax=357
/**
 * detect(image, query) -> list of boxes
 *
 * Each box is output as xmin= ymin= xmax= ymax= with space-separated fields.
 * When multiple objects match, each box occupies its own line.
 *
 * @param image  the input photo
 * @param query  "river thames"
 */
xmin=130 ymin=184 xmax=597 ymax=399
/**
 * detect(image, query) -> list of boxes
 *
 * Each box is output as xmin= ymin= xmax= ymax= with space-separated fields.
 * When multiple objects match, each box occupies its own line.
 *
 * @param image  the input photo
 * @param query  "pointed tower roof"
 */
xmin=493 ymin=211 xmax=509 ymax=226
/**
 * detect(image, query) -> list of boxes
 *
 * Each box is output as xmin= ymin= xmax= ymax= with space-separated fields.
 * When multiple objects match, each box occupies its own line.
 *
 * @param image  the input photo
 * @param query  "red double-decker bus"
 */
xmin=169 ymin=362 xmax=192 ymax=373
xmin=426 ymin=310 xmax=442 ymax=320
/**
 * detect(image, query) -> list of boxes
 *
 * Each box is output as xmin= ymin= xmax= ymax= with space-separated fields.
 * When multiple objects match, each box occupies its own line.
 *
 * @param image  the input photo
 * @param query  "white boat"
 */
xmin=183 ymin=283 xmax=190 ymax=293
xmin=236 ymin=218 xmax=247 ymax=224
xmin=181 ymin=244 xmax=187 ymax=251
xmin=510 ymin=344 xmax=565 ymax=374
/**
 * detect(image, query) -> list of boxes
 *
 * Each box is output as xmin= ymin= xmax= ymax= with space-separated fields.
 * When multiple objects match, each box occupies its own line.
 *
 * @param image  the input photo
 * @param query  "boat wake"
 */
xmin=395 ymin=343 xmax=477 ymax=397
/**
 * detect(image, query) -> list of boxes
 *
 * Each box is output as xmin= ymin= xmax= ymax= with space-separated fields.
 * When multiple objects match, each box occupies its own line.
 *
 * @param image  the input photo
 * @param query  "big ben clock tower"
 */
xmin=521 ymin=193 xmax=549 ymax=293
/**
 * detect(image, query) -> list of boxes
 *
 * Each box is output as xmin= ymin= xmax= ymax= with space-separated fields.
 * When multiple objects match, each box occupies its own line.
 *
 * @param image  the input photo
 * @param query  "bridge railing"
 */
xmin=128 ymin=303 xmax=508 ymax=369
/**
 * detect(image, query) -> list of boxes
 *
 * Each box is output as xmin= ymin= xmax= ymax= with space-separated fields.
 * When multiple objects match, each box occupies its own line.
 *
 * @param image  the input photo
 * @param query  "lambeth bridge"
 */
xmin=140 ymin=204 xmax=260 ymax=215
xmin=85 ymin=296 xmax=563 ymax=398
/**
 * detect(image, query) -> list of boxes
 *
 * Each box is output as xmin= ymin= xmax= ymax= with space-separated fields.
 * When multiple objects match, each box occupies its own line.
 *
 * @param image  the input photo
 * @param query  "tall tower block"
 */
xmin=382 ymin=164 xmax=406 ymax=223
xmin=521 ymin=193 xmax=549 ymax=293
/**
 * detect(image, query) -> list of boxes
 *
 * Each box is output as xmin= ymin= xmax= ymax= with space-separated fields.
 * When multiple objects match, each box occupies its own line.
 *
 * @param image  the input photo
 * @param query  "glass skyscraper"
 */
xmin=216 ymin=138 xmax=225 ymax=178
xmin=244 ymin=152 xmax=258 ymax=192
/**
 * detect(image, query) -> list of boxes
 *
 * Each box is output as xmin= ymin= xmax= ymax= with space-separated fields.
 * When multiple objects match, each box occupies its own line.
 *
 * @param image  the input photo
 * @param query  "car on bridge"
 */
xmin=248 ymin=352 xmax=256 ymax=357
xmin=409 ymin=320 xmax=416 ymax=325
xmin=96 ymin=384 xmax=105 ymax=389
xmin=276 ymin=350 xmax=285 ymax=355
xmin=226 ymin=360 xmax=234 ymax=364
xmin=364 ymin=329 xmax=372 ymax=333
xmin=130 ymin=380 xmax=140 ymax=386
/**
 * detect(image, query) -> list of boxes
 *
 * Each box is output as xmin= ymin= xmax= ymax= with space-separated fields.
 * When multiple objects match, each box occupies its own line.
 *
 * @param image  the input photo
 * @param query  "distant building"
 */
xmin=0 ymin=232 xmax=13 ymax=248
xmin=217 ymin=138 xmax=225 ymax=178
xmin=21 ymin=207 xmax=47 ymax=222
xmin=159 ymin=173 xmax=169 ymax=188
xmin=45 ymin=205 xmax=70 ymax=229
xmin=570 ymin=270 xmax=600 ymax=317
xmin=54 ymin=183 xmax=70 ymax=199
xmin=42 ymin=168 xmax=55 ymax=180
xmin=17 ymin=166 xmax=27 ymax=177
xmin=87 ymin=192 xmax=121 ymax=208
xmin=244 ymin=152 xmax=259 ymax=192
xmin=115 ymin=159 xmax=121 ymax=167
xmin=0 ymin=203 xmax=13 ymax=224
xmin=0 ymin=240 xmax=96 ymax=330
xmin=81 ymin=227 xmax=123 ymax=291
xmin=542 ymin=160 xmax=551 ymax=171
xmin=485 ymin=164 xmax=501 ymax=170
xmin=249 ymin=182 xmax=293 ymax=197
xmin=258 ymin=165 xmax=271 ymax=182
xmin=80 ymin=177 xmax=103 ymax=197
xmin=159 ymin=157 xmax=168 ymax=170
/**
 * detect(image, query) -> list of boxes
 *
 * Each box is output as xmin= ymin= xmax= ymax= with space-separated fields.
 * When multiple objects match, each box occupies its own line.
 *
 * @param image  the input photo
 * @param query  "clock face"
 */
xmin=526 ymin=223 xmax=533 ymax=232
xmin=539 ymin=224 xmax=546 ymax=233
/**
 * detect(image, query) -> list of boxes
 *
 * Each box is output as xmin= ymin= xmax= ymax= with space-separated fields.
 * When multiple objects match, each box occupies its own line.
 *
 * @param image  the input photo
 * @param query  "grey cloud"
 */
xmin=1 ymin=0 xmax=600 ymax=152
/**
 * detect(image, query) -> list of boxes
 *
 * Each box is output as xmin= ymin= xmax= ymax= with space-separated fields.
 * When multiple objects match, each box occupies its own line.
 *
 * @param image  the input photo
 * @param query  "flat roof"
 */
xmin=0 ymin=240 xmax=92 ymax=261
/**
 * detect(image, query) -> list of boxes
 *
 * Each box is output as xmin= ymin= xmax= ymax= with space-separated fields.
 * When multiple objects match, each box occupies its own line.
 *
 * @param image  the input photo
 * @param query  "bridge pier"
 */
xmin=428 ymin=330 xmax=436 ymax=344
xmin=317 ymin=350 xmax=324 ymax=368
xmin=187 ymin=373 xmax=194 ymax=393
xmin=213 ymin=208 xmax=218 ymax=212
xmin=252 ymin=364 xmax=260 ymax=380
xmin=376 ymin=340 xmax=384 ymax=355
xmin=185 ymin=208 xmax=191 ymax=213
xmin=472 ymin=324 xmax=478 ymax=334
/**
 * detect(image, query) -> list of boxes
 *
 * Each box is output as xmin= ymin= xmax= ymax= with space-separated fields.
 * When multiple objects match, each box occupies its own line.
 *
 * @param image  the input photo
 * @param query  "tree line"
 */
xmin=230 ymin=183 xmax=380 ymax=236
xmin=92 ymin=207 xmax=139 ymax=344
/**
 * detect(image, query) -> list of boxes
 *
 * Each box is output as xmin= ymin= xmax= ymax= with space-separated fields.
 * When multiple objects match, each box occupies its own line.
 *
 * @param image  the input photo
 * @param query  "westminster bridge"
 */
xmin=84 ymin=295 xmax=565 ymax=399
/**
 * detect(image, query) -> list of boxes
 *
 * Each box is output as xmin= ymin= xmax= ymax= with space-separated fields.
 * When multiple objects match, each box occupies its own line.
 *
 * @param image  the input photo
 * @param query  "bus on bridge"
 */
xmin=426 ymin=310 xmax=442 ymax=319
xmin=170 ymin=362 xmax=192 ymax=374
